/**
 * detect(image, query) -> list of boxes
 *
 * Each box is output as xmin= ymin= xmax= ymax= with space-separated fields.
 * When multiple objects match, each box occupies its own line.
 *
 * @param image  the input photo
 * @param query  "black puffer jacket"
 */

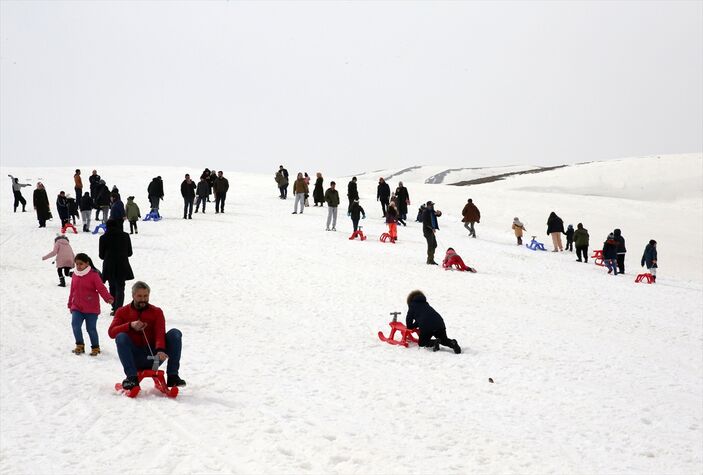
xmin=546 ymin=212 xmax=564 ymax=234
xmin=99 ymin=220 xmax=134 ymax=282
xmin=406 ymin=294 xmax=445 ymax=333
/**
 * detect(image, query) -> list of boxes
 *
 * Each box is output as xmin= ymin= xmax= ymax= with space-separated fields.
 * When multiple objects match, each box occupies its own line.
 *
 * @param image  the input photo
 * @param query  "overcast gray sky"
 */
xmin=1 ymin=1 xmax=701 ymax=176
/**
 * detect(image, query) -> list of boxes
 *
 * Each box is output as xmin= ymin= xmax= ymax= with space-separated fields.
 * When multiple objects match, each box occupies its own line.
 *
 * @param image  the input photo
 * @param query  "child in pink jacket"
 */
xmin=67 ymin=253 xmax=113 ymax=355
xmin=42 ymin=235 xmax=75 ymax=287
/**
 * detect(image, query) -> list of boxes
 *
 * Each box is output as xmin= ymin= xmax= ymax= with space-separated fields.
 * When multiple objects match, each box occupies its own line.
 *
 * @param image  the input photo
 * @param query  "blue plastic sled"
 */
xmin=92 ymin=223 xmax=107 ymax=235
xmin=142 ymin=211 xmax=162 ymax=222
xmin=526 ymin=237 xmax=547 ymax=251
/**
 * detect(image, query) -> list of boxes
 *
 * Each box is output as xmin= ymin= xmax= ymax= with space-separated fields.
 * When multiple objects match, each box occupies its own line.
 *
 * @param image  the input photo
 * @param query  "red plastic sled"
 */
xmin=591 ymin=249 xmax=604 ymax=267
xmin=635 ymin=273 xmax=655 ymax=284
xmin=61 ymin=223 xmax=78 ymax=234
xmin=115 ymin=369 xmax=178 ymax=398
xmin=378 ymin=321 xmax=419 ymax=347
xmin=349 ymin=229 xmax=367 ymax=241
xmin=379 ymin=232 xmax=396 ymax=243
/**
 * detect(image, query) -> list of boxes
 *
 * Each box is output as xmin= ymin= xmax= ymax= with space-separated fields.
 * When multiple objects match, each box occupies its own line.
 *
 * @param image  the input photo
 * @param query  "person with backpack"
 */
xmin=324 ymin=181 xmax=340 ymax=231
xmin=405 ymin=290 xmax=461 ymax=354
xmin=67 ymin=253 xmax=113 ymax=356
xmin=641 ymin=240 xmax=658 ymax=282
xmin=573 ymin=223 xmax=590 ymax=263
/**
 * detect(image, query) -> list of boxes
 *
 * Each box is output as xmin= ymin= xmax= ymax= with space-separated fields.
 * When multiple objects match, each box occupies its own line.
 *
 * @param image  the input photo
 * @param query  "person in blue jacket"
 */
xmin=405 ymin=290 xmax=461 ymax=354
xmin=641 ymin=240 xmax=658 ymax=282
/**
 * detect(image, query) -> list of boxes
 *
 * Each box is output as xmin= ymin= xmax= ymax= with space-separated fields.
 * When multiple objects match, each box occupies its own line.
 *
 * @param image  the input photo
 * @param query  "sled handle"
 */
xmin=390 ymin=311 xmax=401 ymax=322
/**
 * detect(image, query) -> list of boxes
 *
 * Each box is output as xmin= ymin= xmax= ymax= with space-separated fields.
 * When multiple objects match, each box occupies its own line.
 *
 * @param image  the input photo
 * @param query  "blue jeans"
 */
xmin=71 ymin=311 xmax=99 ymax=347
xmin=115 ymin=329 xmax=182 ymax=377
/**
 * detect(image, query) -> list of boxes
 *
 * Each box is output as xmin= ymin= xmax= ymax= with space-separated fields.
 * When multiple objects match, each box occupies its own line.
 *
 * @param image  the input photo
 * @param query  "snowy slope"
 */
xmin=0 ymin=157 xmax=702 ymax=475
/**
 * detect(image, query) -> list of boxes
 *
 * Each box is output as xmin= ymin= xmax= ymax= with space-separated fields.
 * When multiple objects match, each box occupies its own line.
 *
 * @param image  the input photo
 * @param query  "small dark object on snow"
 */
xmin=488 ymin=378 xmax=494 ymax=383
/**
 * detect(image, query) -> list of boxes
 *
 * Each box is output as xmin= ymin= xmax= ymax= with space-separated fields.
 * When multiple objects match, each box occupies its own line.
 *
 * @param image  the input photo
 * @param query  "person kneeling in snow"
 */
xmin=442 ymin=248 xmax=476 ymax=272
xmin=108 ymin=281 xmax=186 ymax=390
xmin=405 ymin=290 xmax=461 ymax=354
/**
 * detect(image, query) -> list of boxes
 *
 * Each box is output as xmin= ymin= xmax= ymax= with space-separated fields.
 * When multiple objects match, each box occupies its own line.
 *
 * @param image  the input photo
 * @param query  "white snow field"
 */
xmin=1 ymin=154 xmax=702 ymax=475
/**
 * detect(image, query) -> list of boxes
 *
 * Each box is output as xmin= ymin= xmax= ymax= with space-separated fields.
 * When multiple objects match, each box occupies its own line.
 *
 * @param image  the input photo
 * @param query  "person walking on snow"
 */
xmin=8 ymin=174 xmax=30 ymax=212
xmin=422 ymin=201 xmax=441 ymax=265
xmin=109 ymin=192 xmax=125 ymax=226
xmin=349 ymin=199 xmax=366 ymax=231
xmin=347 ymin=177 xmax=359 ymax=212
xmin=292 ymin=172 xmax=308 ymax=214
xmin=564 ymin=224 xmax=575 ymax=252
xmin=125 ymin=196 xmax=141 ymax=234
xmin=405 ymin=290 xmax=461 ymax=353
xmin=79 ymin=192 xmax=93 ymax=232
xmin=602 ymin=233 xmax=619 ymax=275
xmin=395 ymin=182 xmax=410 ymax=225
xmin=213 ymin=171 xmax=229 ymax=213
xmin=641 ymin=239 xmax=658 ymax=282
xmin=94 ymin=180 xmax=110 ymax=223
xmin=462 ymin=198 xmax=480 ymax=238
xmin=613 ymin=228 xmax=627 ymax=274
xmin=42 ymin=234 xmax=75 ymax=287
xmin=512 ymin=217 xmax=526 ymax=245
xmin=386 ymin=201 xmax=399 ymax=242
xmin=33 ymin=182 xmax=51 ymax=228
xmin=194 ymin=176 xmax=209 ymax=213
xmin=324 ymin=181 xmax=340 ymax=231
xmin=88 ymin=170 xmax=101 ymax=202
xmin=277 ymin=165 xmax=289 ymax=199
xmin=377 ymin=177 xmax=391 ymax=217
xmin=56 ymin=191 xmax=70 ymax=227
xmin=313 ymin=172 xmax=325 ymax=206
xmin=303 ymin=172 xmax=311 ymax=207
xmin=546 ymin=212 xmax=565 ymax=252
xmin=108 ymin=281 xmax=186 ymax=390
xmin=180 ymin=173 xmax=196 ymax=219
xmin=147 ymin=176 xmax=164 ymax=216
xmin=99 ymin=219 xmax=134 ymax=315
xmin=68 ymin=253 xmax=113 ymax=355
xmin=573 ymin=223 xmax=589 ymax=262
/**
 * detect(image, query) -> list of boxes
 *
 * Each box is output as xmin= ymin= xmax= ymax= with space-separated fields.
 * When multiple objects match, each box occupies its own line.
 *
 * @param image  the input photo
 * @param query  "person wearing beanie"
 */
xmin=602 ymin=233 xmax=619 ymax=275
xmin=564 ymin=224 xmax=575 ymax=252
xmin=613 ymin=228 xmax=627 ymax=274
xmin=512 ymin=217 xmax=526 ymax=245
xmin=641 ymin=240 xmax=658 ymax=282
xmin=42 ymin=234 xmax=75 ymax=287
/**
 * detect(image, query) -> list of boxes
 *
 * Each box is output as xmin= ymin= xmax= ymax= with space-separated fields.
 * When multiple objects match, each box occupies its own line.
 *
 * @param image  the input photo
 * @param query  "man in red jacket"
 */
xmin=108 ymin=281 xmax=186 ymax=390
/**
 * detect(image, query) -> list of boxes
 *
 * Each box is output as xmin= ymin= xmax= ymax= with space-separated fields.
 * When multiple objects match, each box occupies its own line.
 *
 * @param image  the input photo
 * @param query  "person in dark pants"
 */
xmin=349 ymin=199 xmax=365 ymax=231
xmin=194 ymin=176 xmax=209 ymax=213
xmin=377 ymin=177 xmax=391 ymax=217
xmin=147 ymin=176 xmax=164 ymax=216
xmin=73 ymin=169 xmax=83 ymax=200
xmin=573 ymin=223 xmax=589 ymax=263
xmin=422 ymin=201 xmax=440 ymax=265
xmin=564 ymin=224 xmax=575 ymax=252
xmin=99 ymin=219 xmax=134 ymax=315
xmin=180 ymin=173 xmax=196 ymax=219
xmin=602 ymin=233 xmax=619 ymax=275
xmin=94 ymin=180 xmax=111 ymax=223
xmin=313 ymin=172 xmax=324 ymax=206
xmin=88 ymin=170 xmax=101 ymax=201
xmin=613 ymin=228 xmax=627 ymax=274
xmin=213 ymin=171 xmax=230 ymax=213
xmin=641 ymin=239 xmax=658 ymax=282
xmin=405 ymin=290 xmax=461 ymax=353
xmin=347 ymin=177 xmax=359 ymax=213
xmin=56 ymin=191 xmax=70 ymax=227
xmin=8 ymin=175 xmax=30 ymax=212
xmin=108 ymin=281 xmax=186 ymax=390
xmin=395 ymin=182 xmax=410 ymax=224
xmin=33 ymin=182 xmax=51 ymax=227
xmin=279 ymin=166 xmax=289 ymax=199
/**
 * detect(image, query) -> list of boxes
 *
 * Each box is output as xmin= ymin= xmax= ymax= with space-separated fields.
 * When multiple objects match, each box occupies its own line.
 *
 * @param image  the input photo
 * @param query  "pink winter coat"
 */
xmin=42 ymin=237 xmax=75 ymax=269
xmin=68 ymin=268 xmax=112 ymax=314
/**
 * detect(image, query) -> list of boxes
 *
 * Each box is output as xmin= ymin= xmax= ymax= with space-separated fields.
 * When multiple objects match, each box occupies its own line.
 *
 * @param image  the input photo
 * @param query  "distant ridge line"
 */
xmin=449 ymin=164 xmax=568 ymax=186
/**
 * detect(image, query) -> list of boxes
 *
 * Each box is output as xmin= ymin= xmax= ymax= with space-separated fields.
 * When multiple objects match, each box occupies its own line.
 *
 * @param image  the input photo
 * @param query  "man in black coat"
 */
xmin=395 ymin=182 xmax=410 ymax=223
xmin=94 ymin=180 xmax=111 ymax=223
xmin=613 ymin=228 xmax=627 ymax=274
xmin=422 ymin=201 xmax=440 ymax=265
xmin=99 ymin=219 xmax=135 ymax=315
xmin=89 ymin=170 xmax=101 ymax=200
xmin=147 ymin=176 xmax=164 ymax=215
xmin=180 ymin=173 xmax=196 ymax=219
xmin=405 ymin=290 xmax=461 ymax=353
xmin=377 ymin=177 xmax=391 ymax=217
xmin=347 ymin=177 xmax=358 ymax=212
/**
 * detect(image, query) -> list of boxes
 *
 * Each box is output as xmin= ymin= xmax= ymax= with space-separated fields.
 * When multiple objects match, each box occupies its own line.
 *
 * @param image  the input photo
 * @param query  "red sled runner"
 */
xmin=115 ymin=369 xmax=178 ymax=398
xmin=378 ymin=313 xmax=419 ymax=347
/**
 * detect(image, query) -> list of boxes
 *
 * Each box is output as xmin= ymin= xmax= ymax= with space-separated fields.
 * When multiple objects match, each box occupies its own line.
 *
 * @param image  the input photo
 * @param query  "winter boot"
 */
xmin=451 ymin=339 xmax=462 ymax=354
xmin=167 ymin=374 xmax=187 ymax=388
xmin=431 ymin=340 xmax=440 ymax=352
xmin=121 ymin=375 xmax=139 ymax=390
xmin=58 ymin=276 xmax=66 ymax=287
xmin=89 ymin=346 xmax=101 ymax=356
xmin=72 ymin=344 xmax=85 ymax=355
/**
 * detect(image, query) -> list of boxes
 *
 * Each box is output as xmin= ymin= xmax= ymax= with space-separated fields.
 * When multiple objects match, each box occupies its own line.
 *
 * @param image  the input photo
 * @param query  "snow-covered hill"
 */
xmin=1 ymin=154 xmax=701 ymax=474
